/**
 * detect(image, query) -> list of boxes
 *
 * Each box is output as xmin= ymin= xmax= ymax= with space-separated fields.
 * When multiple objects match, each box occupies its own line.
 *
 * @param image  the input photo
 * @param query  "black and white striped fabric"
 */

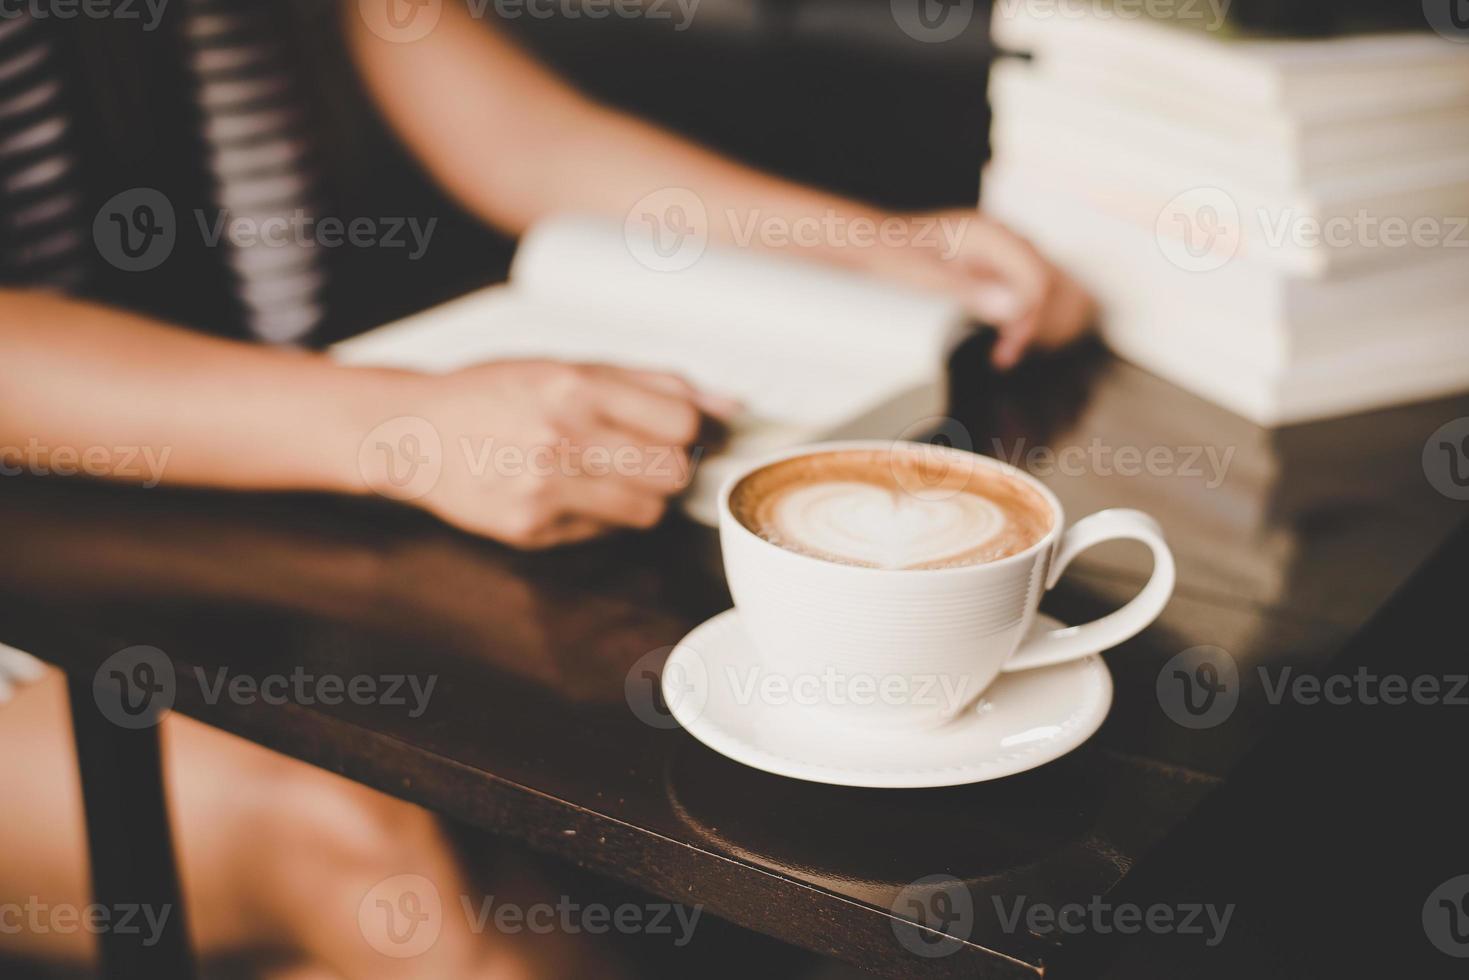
xmin=0 ymin=4 xmax=326 ymax=344
xmin=0 ymin=13 xmax=88 ymax=291
xmin=184 ymin=0 xmax=326 ymax=344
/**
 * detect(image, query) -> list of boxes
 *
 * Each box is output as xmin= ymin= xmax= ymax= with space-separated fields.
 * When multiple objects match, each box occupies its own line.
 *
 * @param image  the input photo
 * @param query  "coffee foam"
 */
xmin=730 ymin=448 xmax=1052 ymax=570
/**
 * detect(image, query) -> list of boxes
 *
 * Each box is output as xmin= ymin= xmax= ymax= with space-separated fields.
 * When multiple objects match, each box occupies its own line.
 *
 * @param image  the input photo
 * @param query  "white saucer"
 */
xmin=661 ymin=609 xmax=1113 ymax=788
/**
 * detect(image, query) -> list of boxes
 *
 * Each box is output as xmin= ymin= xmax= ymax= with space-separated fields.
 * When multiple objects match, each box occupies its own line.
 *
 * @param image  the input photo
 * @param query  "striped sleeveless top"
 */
xmin=0 ymin=1 xmax=325 ymax=345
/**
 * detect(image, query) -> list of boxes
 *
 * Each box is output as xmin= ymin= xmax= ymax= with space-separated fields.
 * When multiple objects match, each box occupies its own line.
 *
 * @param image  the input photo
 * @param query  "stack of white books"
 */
xmin=982 ymin=2 xmax=1469 ymax=426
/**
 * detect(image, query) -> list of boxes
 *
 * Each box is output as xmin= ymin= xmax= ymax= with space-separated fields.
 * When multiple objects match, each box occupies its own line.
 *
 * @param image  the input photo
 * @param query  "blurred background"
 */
xmin=6 ymin=1 xmax=1465 ymax=977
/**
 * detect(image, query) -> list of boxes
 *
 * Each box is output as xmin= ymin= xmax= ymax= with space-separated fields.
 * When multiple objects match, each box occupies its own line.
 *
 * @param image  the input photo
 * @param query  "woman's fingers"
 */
xmin=580 ymin=372 xmax=703 ymax=445
xmin=905 ymin=211 xmax=1096 ymax=367
xmin=562 ymin=424 xmax=694 ymax=495
xmin=957 ymin=218 xmax=1052 ymax=317
xmin=993 ymin=269 xmax=1095 ymax=366
xmin=1035 ymin=272 xmax=1097 ymax=350
xmin=991 ymin=273 xmax=1054 ymax=370
xmin=967 ymin=280 xmax=1026 ymax=325
xmin=554 ymin=476 xmax=669 ymax=530
xmin=604 ymin=367 xmax=742 ymax=421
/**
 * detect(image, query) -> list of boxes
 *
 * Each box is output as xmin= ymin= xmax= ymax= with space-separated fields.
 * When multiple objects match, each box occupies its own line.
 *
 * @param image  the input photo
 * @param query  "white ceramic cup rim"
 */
xmin=717 ymin=439 xmax=1065 ymax=579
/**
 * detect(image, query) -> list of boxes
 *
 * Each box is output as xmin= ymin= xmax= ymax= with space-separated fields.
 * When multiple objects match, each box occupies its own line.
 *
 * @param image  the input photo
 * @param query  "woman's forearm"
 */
xmin=345 ymin=2 xmax=874 ymax=258
xmin=0 ymin=290 xmax=402 ymax=493
xmin=343 ymin=2 xmax=1095 ymax=365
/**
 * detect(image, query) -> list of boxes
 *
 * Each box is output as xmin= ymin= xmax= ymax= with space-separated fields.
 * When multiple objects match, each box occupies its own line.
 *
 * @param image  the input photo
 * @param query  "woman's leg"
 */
xmin=0 ymin=668 xmax=534 ymax=978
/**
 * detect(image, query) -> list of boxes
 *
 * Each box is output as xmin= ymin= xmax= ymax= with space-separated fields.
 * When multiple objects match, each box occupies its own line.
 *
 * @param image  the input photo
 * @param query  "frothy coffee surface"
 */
xmin=729 ymin=448 xmax=1052 ymax=570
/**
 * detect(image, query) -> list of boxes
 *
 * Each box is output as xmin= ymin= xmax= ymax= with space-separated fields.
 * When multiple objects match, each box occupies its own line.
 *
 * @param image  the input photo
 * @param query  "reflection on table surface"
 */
xmin=1 ymin=341 xmax=1463 ymax=970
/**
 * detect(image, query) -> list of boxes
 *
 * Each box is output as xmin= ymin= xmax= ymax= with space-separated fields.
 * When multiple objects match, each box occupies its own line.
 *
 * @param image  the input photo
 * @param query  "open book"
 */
xmin=330 ymin=216 xmax=970 ymax=524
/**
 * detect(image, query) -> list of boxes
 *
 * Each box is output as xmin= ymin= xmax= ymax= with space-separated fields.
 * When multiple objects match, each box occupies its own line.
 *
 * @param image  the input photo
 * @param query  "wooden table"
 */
xmin=3 ymin=339 xmax=1465 ymax=978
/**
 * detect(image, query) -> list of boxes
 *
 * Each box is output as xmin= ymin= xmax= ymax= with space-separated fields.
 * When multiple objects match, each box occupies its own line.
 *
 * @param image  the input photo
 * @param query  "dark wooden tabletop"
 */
xmin=3 ymin=339 xmax=1465 ymax=978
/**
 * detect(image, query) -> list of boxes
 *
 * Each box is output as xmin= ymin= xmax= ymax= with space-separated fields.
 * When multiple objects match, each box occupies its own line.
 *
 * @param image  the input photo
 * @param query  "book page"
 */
xmin=335 ymin=215 xmax=967 ymax=429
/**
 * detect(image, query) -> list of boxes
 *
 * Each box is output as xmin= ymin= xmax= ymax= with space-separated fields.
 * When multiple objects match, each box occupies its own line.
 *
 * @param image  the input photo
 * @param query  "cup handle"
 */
xmin=1000 ymin=509 xmax=1175 ymax=673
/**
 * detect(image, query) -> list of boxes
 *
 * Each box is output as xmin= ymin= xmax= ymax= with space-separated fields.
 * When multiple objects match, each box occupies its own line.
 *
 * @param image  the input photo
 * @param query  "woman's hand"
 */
xmin=857 ymin=210 xmax=1096 ymax=370
xmin=363 ymin=361 xmax=736 ymax=549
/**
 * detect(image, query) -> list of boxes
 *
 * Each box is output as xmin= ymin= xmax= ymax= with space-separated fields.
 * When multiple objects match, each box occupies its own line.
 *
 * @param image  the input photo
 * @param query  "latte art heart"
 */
xmin=729 ymin=448 xmax=1054 ymax=570
xmin=771 ymin=483 xmax=1006 ymax=570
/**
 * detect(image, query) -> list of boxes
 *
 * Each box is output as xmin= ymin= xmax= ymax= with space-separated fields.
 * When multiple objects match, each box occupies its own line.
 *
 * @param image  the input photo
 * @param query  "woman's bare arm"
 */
xmin=0 ymin=290 xmax=386 ymax=492
xmin=0 ymin=290 xmax=716 ymax=547
xmin=345 ymin=1 xmax=860 ymax=249
xmin=345 ymin=1 xmax=1095 ymax=365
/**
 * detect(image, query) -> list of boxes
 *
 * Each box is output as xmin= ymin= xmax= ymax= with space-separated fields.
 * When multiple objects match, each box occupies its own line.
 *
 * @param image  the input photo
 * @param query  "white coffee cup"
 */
xmin=718 ymin=440 xmax=1175 ymax=730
